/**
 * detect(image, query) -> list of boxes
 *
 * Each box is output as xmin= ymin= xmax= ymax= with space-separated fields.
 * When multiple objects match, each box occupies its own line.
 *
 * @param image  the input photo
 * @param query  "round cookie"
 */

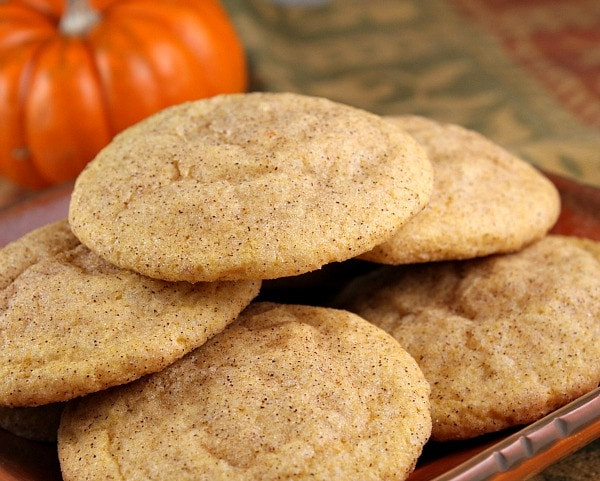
xmin=338 ymin=235 xmax=600 ymax=441
xmin=58 ymin=302 xmax=432 ymax=481
xmin=68 ymin=92 xmax=433 ymax=282
xmin=0 ymin=220 xmax=260 ymax=407
xmin=0 ymin=403 xmax=64 ymax=442
xmin=359 ymin=115 xmax=560 ymax=264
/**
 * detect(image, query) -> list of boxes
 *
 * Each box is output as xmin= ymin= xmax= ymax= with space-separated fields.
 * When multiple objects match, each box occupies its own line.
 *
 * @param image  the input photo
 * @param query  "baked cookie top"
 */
xmin=68 ymin=92 xmax=433 ymax=282
xmin=58 ymin=302 xmax=431 ymax=481
xmin=360 ymin=116 xmax=560 ymax=264
xmin=0 ymin=220 xmax=260 ymax=407
xmin=338 ymin=235 xmax=600 ymax=441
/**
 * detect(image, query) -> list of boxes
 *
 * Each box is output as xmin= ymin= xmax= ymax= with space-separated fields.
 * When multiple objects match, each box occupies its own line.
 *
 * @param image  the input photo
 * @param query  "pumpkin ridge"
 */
xmin=113 ymin=7 xmax=218 ymax=94
xmin=13 ymin=39 xmax=54 ymax=186
xmin=80 ymin=36 xmax=115 ymax=136
xmin=98 ymin=14 xmax=172 ymax=113
xmin=26 ymin=37 xmax=112 ymax=183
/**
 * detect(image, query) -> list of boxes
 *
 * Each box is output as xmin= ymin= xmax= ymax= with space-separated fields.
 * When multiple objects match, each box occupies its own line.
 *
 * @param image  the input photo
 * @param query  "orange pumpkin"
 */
xmin=0 ymin=0 xmax=247 ymax=189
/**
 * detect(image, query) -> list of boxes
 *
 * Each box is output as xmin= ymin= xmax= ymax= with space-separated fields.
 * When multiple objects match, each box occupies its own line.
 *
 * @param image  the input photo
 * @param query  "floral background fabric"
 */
xmin=225 ymin=0 xmax=600 ymax=187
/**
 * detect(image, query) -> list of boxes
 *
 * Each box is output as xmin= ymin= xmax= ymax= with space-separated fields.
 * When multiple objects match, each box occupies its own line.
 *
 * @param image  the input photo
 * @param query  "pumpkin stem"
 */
xmin=59 ymin=0 xmax=101 ymax=36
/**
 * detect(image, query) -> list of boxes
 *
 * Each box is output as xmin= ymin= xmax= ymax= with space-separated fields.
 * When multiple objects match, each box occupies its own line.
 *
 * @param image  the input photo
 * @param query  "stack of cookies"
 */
xmin=0 ymin=92 xmax=598 ymax=481
xmin=336 ymin=115 xmax=600 ymax=442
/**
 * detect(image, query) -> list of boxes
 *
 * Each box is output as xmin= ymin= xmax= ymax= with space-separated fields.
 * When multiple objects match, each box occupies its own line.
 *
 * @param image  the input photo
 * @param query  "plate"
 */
xmin=0 ymin=172 xmax=598 ymax=481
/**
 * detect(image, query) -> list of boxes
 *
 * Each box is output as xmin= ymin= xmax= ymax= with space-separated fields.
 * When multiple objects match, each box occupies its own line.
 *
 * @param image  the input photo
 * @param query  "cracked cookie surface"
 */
xmin=0 ymin=220 xmax=260 ymax=407
xmin=58 ymin=302 xmax=431 ymax=481
xmin=68 ymin=92 xmax=432 ymax=282
xmin=338 ymin=235 xmax=600 ymax=441
xmin=360 ymin=116 xmax=560 ymax=264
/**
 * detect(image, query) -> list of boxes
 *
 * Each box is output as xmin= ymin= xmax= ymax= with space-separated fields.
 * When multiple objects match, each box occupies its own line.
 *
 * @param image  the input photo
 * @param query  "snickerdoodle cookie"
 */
xmin=338 ymin=235 xmax=600 ymax=441
xmin=69 ymin=93 xmax=433 ymax=282
xmin=58 ymin=302 xmax=431 ymax=481
xmin=0 ymin=220 xmax=260 ymax=407
xmin=360 ymin=116 xmax=560 ymax=264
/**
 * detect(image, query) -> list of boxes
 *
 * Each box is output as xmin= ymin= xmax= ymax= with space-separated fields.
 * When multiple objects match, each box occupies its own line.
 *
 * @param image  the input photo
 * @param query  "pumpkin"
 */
xmin=0 ymin=0 xmax=247 ymax=189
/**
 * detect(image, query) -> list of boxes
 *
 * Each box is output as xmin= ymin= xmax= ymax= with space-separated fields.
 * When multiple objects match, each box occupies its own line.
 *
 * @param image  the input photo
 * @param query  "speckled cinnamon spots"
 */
xmin=68 ymin=92 xmax=433 ymax=282
xmin=337 ymin=236 xmax=600 ymax=441
xmin=0 ymin=220 xmax=260 ymax=407
xmin=58 ymin=303 xmax=431 ymax=481
xmin=360 ymin=116 xmax=560 ymax=264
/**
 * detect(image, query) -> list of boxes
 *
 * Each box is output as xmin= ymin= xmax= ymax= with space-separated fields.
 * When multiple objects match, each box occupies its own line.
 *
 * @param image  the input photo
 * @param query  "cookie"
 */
xmin=359 ymin=116 xmax=560 ymax=264
xmin=0 ymin=220 xmax=260 ymax=407
xmin=58 ymin=302 xmax=431 ymax=481
xmin=338 ymin=235 xmax=600 ymax=441
xmin=0 ymin=403 xmax=64 ymax=442
xmin=68 ymin=92 xmax=433 ymax=282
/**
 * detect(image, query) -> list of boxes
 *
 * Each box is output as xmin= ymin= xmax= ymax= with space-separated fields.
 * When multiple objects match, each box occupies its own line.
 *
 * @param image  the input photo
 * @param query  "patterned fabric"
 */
xmin=223 ymin=0 xmax=600 ymax=187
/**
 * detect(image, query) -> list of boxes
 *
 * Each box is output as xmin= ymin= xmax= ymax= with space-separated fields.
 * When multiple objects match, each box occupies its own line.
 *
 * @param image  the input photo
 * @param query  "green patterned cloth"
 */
xmin=221 ymin=1 xmax=600 ymax=479
xmin=223 ymin=0 xmax=600 ymax=187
